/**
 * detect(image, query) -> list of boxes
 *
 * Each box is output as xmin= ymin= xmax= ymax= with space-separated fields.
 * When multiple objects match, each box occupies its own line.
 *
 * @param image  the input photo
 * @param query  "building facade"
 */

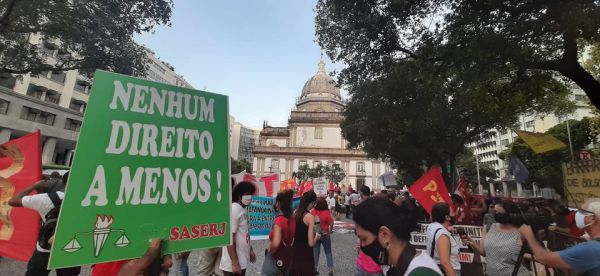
xmin=229 ymin=116 xmax=260 ymax=163
xmin=0 ymin=36 xmax=193 ymax=165
xmin=252 ymin=60 xmax=389 ymax=191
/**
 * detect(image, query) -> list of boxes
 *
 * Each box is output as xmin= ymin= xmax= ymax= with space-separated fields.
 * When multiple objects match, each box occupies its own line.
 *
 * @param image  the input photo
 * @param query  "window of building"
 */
xmin=69 ymin=100 xmax=86 ymax=112
xmin=314 ymin=127 xmax=323 ymax=139
xmin=575 ymin=94 xmax=587 ymax=101
xmin=65 ymin=118 xmax=82 ymax=132
xmin=20 ymin=106 xmax=55 ymax=125
xmin=0 ymin=99 xmax=9 ymax=114
xmin=501 ymin=139 xmax=509 ymax=146
xmin=356 ymin=162 xmax=365 ymax=172
xmin=356 ymin=177 xmax=366 ymax=191
xmin=299 ymin=160 xmax=307 ymax=167
xmin=271 ymin=159 xmax=280 ymax=170
xmin=525 ymin=120 xmax=535 ymax=128
xmin=314 ymin=161 xmax=321 ymax=167
xmin=74 ymin=80 xmax=89 ymax=93
xmin=50 ymin=71 xmax=66 ymax=84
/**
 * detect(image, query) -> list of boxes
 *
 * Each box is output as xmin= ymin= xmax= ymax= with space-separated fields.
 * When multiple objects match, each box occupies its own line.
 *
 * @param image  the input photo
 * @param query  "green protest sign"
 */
xmin=49 ymin=70 xmax=230 ymax=268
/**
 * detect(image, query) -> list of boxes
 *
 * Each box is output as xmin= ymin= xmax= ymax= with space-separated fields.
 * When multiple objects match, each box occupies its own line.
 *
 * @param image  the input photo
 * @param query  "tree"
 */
xmin=499 ymin=117 xmax=600 ymax=194
xmin=584 ymin=43 xmax=600 ymax=79
xmin=339 ymin=48 xmax=572 ymax=186
xmin=455 ymin=150 xmax=498 ymax=192
xmin=231 ymin=158 xmax=252 ymax=174
xmin=0 ymin=0 xmax=173 ymax=76
xmin=293 ymin=163 xmax=346 ymax=184
xmin=315 ymin=0 xmax=600 ymax=108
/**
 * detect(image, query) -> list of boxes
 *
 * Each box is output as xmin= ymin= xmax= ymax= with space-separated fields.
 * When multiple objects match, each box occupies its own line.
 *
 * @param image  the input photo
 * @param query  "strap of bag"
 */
xmin=430 ymin=227 xmax=443 ymax=258
xmin=47 ymin=191 xmax=62 ymax=209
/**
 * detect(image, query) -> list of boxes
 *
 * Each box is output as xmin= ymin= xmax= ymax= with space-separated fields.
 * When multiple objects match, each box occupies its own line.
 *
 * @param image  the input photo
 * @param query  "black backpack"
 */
xmin=37 ymin=191 xmax=62 ymax=251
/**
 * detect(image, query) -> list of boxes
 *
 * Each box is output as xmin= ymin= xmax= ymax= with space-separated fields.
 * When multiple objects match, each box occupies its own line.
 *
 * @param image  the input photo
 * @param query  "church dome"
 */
xmin=300 ymin=59 xmax=341 ymax=99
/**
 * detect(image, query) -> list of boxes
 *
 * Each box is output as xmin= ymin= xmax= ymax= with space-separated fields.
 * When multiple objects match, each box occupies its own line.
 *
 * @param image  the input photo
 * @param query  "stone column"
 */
xmin=64 ymin=150 xmax=74 ymax=166
xmin=489 ymin=182 xmax=495 ymax=197
xmin=42 ymin=138 xmax=57 ymax=165
xmin=516 ymin=182 xmax=523 ymax=197
xmin=0 ymin=128 xmax=12 ymax=144
xmin=478 ymin=183 xmax=484 ymax=195
xmin=502 ymin=181 xmax=509 ymax=197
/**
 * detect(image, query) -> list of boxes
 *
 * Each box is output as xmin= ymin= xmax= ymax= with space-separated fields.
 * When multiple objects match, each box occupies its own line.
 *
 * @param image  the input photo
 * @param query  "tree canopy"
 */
xmin=316 ymin=0 xmax=600 ymax=107
xmin=293 ymin=163 xmax=346 ymax=184
xmin=316 ymin=0 xmax=581 ymax=185
xmin=456 ymin=150 xmax=498 ymax=192
xmin=0 ymin=0 xmax=173 ymax=76
xmin=231 ymin=158 xmax=253 ymax=174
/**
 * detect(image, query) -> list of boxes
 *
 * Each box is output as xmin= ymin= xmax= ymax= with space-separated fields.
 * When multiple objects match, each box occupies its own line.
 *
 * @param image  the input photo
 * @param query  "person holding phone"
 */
xmin=426 ymin=203 xmax=460 ymax=276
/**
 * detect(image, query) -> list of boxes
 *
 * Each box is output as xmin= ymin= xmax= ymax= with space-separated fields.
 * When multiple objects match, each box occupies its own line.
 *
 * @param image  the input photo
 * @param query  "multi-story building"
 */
xmin=469 ymin=85 xmax=594 ymax=196
xmin=0 ymin=36 xmax=193 ymax=165
xmin=229 ymin=116 xmax=260 ymax=164
xmin=252 ymin=59 xmax=390 ymax=190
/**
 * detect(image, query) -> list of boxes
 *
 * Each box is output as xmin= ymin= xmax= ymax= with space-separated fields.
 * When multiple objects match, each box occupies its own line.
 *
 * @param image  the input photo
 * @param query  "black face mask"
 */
xmin=495 ymin=213 xmax=510 ymax=224
xmin=360 ymin=239 xmax=388 ymax=265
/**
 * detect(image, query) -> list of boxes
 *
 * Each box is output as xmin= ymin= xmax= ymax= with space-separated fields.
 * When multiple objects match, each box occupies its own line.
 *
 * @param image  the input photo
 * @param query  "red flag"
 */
xmin=302 ymin=179 xmax=313 ymax=195
xmin=328 ymin=180 xmax=335 ymax=192
xmin=455 ymin=174 xmax=470 ymax=199
xmin=408 ymin=166 xmax=454 ymax=215
xmin=0 ymin=131 xmax=42 ymax=261
xmin=280 ymin=178 xmax=296 ymax=191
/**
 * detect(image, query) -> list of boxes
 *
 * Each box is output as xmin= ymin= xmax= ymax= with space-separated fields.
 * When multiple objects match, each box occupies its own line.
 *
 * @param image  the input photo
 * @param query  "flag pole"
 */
xmin=476 ymin=153 xmax=482 ymax=195
xmin=566 ymin=118 xmax=575 ymax=163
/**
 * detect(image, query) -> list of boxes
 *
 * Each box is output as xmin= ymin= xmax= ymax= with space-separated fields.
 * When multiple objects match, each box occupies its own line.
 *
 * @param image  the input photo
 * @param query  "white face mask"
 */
xmin=241 ymin=195 xmax=253 ymax=206
xmin=575 ymin=211 xmax=593 ymax=230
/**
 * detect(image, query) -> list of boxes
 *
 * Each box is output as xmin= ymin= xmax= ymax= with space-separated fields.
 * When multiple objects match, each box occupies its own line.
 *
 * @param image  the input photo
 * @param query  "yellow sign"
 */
xmin=514 ymin=130 xmax=566 ymax=154
xmin=562 ymin=160 xmax=600 ymax=208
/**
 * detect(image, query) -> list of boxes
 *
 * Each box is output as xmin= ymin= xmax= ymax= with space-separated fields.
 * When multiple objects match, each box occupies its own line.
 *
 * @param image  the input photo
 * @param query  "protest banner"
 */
xmin=232 ymin=172 xmax=280 ymax=197
xmin=408 ymin=167 xmax=454 ymax=214
xmin=314 ymin=177 xmax=328 ymax=197
xmin=0 ymin=131 xmax=42 ymax=261
xmin=562 ymin=159 xmax=600 ymax=208
xmin=48 ymin=71 xmax=230 ymax=268
xmin=411 ymin=223 xmax=484 ymax=275
xmin=247 ymin=196 xmax=300 ymax=239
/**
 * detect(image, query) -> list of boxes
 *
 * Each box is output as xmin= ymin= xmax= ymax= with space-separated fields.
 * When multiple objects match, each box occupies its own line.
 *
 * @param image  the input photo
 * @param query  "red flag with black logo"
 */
xmin=0 ymin=131 xmax=42 ymax=261
xmin=408 ymin=166 xmax=454 ymax=215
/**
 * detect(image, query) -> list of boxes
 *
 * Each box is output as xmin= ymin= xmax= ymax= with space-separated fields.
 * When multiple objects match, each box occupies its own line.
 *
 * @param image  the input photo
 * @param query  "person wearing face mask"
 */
xmin=289 ymin=190 xmax=319 ymax=276
xmin=354 ymin=197 xmax=442 ymax=276
xmin=426 ymin=203 xmax=460 ymax=276
xmin=261 ymin=189 xmax=295 ymax=276
xmin=219 ymin=181 xmax=256 ymax=276
xmin=464 ymin=200 xmax=529 ymax=276
xmin=518 ymin=198 xmax=600 ymax=276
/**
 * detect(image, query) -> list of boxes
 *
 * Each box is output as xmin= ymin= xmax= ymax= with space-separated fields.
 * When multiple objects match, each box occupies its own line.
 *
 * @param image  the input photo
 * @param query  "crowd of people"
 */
xmin=6 ymin=171 xmax=600 ymax=276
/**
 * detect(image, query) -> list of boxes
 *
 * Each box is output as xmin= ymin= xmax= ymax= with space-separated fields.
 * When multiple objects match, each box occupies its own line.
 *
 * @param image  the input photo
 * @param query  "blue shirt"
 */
xmin=559 ymin=239 xmax=600 ymax=275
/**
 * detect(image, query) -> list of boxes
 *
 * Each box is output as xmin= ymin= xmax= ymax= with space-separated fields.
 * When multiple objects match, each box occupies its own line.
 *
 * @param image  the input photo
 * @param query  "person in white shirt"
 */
xmin=220 ymin=181 xmax=257 ymax=276
xmin=9 ymin=172 xmax=80 ymax=276
xmin=426 ymin=203 xmax=460 ymax=276
xmin=326 ymin=192 xmax=336 ymax=218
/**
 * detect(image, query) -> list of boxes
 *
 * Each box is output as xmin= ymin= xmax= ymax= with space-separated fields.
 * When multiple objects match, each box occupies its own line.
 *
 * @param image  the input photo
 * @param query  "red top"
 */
xmin=91 ymin=260 xmax=128 ymax=276
xmin=269 ymin=216 xmax=295 ymax=242
xmin=566 ymin=211 xmax=585 ymax=237
xmin=455 ymin=203 xmax=473 ymax=225
xmin=311 ymin=209 xmax=333 ymax=234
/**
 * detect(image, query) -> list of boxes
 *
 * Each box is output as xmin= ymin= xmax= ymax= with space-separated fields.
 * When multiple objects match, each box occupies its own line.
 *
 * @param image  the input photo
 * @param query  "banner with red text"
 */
xmin=0 ymin=131 xmax=42 ymax=261
xmin=408 ymin=166 xmax=453 ymax=215
xmin=232 ymin=171 xmax=280 ymax=197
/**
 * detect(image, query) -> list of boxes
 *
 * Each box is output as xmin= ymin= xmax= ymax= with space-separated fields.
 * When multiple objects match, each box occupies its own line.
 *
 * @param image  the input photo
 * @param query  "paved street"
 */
xmin=0 ymin=219 xmax=358 ymax=276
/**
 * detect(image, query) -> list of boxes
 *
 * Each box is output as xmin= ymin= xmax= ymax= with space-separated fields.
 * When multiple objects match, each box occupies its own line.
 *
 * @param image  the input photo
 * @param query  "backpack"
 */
xmin=37 ymin=191 xmax=62 ymax=251
xmin=271 ymin=215 xmax=294 ymax=272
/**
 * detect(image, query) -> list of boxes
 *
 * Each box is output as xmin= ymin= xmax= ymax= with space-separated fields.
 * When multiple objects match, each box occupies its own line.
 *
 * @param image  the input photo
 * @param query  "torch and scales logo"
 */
xmin=63 ymin=214 xmax=130 ymax=257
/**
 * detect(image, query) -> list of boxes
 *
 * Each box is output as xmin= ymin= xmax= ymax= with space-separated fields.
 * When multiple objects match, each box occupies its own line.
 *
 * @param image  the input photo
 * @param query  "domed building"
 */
xmin=252 ymin=59 xmax=389 ymax=190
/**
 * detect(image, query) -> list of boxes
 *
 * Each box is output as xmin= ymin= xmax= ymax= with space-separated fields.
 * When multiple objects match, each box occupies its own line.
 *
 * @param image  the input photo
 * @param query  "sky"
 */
xmin=136 ymin=0 xmax=344 ymax=129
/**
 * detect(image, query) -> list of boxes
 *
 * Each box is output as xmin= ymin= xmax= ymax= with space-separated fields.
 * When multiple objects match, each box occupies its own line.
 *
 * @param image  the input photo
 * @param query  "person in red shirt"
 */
xmin=311 ymin=197 xmax=335 ymax=275
xmin=262 ymin=189 xmax=295 ymax=275
xmin=451 ymin=194 xmax=473 ymax=225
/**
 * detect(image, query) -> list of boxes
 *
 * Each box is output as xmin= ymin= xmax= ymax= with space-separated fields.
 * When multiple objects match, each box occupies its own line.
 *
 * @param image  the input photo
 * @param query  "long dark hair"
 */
xmin=275 ymin=189 xmax=294 ymax=218
xmin=294 ymin=190 xmax=316 ymax=222
xmin=354 ymin=197 xmax=418 ymax=274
